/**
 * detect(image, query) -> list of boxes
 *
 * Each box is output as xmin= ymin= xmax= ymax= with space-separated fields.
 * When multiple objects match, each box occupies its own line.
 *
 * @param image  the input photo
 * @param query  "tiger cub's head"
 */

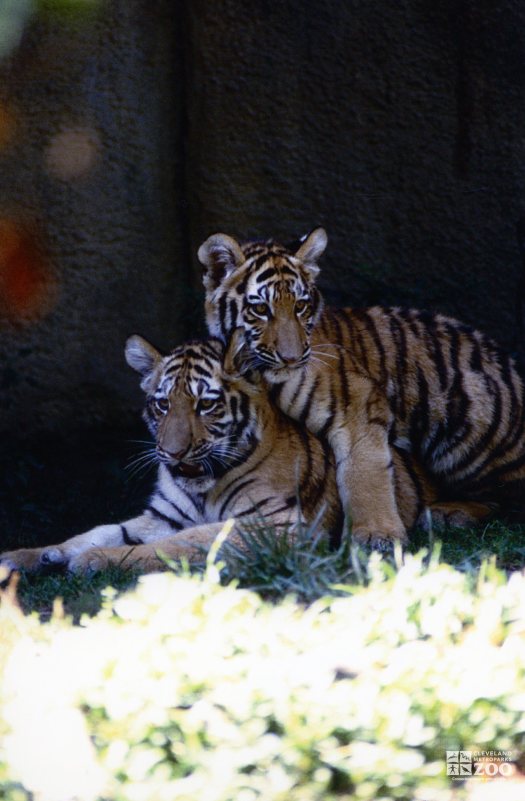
xmin=125 ymin=332 xmax=260 ymax=479
xmin=198 ymin=228 xmax=327 ymax=381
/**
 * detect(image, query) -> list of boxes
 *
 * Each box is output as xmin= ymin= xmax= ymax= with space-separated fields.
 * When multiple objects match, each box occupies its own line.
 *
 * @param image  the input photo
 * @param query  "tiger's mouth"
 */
xmin=171 ymin=461 xmax=205 ymax=478
xmin=254 ymin=348 xmax=309 ymax=374
xmin=262 ymin=360 xmax=306 ymax=382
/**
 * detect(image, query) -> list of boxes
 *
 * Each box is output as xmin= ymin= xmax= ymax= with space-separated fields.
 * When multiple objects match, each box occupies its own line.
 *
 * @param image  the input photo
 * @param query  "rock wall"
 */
xmin=1 ymin=0 xmax=524 ymax=435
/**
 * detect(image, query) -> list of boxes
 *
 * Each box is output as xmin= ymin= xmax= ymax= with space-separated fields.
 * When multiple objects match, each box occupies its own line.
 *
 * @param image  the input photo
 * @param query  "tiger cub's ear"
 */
xmin=198 ymin=233 xmax=245 ymax=292
xmin=293 ymin=227 xmax=328 ymax=276
xmin=125 ymin=335 xmax=162 ymax=390
xmin=223 ymin=328 xmax=256 ymax=379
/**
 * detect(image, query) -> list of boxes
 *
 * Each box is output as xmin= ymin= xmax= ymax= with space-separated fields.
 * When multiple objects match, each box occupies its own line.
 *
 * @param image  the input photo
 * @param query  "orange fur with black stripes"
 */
xmin=1 ymin=332 xmax=442 ymax=574
xmin=199 ymin=228 xmax=520 ymax=547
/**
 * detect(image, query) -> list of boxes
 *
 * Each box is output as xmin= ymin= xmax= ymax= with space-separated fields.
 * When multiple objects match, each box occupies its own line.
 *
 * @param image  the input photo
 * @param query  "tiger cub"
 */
xmin=198 ymin=228 xmax=520 ymax=548
xmin=0 ymin=333 xmax=441 ymax=575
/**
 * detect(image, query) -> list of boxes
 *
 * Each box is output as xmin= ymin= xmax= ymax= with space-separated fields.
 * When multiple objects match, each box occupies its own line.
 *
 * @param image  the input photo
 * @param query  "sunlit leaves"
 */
xmin=1 ymin=556 xmax=524 ymax=800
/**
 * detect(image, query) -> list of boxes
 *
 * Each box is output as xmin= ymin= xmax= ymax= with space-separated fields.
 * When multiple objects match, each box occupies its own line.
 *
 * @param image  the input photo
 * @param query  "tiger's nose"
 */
xmin=276 ymin=350 xmax=300 ymax=365
xmin=158 ymin=447 xmax=187 ymax=460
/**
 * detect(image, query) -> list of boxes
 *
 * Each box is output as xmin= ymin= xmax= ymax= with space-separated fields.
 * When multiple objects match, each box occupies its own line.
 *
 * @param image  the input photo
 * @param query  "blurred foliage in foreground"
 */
xmin=1 ymin=551 xmax=524 ymax=801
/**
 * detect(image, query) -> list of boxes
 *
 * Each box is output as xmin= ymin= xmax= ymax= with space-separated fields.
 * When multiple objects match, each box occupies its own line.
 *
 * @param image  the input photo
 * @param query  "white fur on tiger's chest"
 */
xmin=154 ymin=465 xmax=213 ymax=524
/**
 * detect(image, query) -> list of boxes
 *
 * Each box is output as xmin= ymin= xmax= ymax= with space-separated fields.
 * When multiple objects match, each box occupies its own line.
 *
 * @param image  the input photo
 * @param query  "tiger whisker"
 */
xmin=308 ymin=355 xmax=332 ymax=369
xmin=216 ymin=448 xmax=242 ymax=463
xmin=202 ymin=457 xmax=214 ymax=478
xmin=212 ymin=436 xmax=241 ymax=452
xmin=124 ymin=455 xmax=158 ymax=482
xmin=214 ymin=439 xmax=241 ymax=453
xmin=125 ymin=450 xmax=157 ymax=471
xmin=310 ymin=348 xmax=339 ymax=360
xmin=315 ymin=341 xmax=354 ymax=355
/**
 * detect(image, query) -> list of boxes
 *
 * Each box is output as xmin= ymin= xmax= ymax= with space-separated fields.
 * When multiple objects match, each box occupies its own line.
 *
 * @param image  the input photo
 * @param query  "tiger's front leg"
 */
xmin=68 ymin=512 xmax=302 ymax=574
xmin=0 ymin=513 xmax=175 ymax=574
xmin=68 ymin=521 xmax=241 ymax=574
xmin=329 ymin=375 xmax=407 ymax=550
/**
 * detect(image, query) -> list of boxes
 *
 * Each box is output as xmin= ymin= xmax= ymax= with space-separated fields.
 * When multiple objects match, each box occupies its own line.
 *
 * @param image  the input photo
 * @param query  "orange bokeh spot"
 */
xmin=0 ymin=218 xmax=56 ymax=324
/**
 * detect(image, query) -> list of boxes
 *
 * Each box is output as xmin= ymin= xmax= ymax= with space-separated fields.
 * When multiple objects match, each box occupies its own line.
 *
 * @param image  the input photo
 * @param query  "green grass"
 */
xmin=9 ymin=517 xmax=525 ymax=619
xmin=409 ymin=518 xmax=525 ymax=571
xmin=3 ymin=427 xmax=525 ymax=617
xmin=13 ymin=566 xmax=140 ymax=621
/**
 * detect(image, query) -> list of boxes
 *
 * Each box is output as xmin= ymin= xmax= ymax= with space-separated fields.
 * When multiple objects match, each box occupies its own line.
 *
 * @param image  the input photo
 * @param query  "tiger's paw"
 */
xmin=0 ymin=546 xmax=68 ymax=574
xmin=418 ymin=501 xmax=498 ymax=531
xmin=67 ymin=550 xmax=108 ymax=575
xmin=352 ymin=526 xmax=408 ymax=553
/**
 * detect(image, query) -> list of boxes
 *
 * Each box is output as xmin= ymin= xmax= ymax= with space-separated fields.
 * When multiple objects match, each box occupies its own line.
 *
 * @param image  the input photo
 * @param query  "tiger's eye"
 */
xmin=295 ymin=299 xmax=309 ymax=314
xmin=154 ymin=397 xmax=169 ymax=414
xmin=251 ymin=302 xmax=269 ymax=316
xmin=199 ymin=398 xmax=216 ymax=412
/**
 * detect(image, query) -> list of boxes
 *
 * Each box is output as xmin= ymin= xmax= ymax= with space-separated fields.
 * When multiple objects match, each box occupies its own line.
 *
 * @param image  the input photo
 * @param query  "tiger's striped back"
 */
xmin=199 ymin=229 xmax=525 ymax=531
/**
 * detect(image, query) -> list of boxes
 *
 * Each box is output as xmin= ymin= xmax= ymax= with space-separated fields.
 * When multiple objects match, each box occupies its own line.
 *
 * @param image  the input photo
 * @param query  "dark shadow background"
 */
xmin=1 ymin=0 xmax=525 ymax=549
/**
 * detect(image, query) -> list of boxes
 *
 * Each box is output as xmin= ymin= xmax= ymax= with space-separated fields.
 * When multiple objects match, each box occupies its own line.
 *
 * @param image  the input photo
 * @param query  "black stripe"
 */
xmin=233 ymin=390 xmax=252 ymax=440
xmin=469 ymin=336 xmax=483 ymax=372
xmin=238 ymin=498 xmax=271 ymax=516
xmin=217 ymin=444 xmax=267 ymax=499
xmin=228 ymin=298 xmax=238 ymax=329
xmin=121 ymin=525 xmax=143 ymax=545
xmin=269 ymin=382 xmax=285 ymax=405
xmin=453 ymin=379 xmax=525 ymax=492
xmin=410 ymin=366 xmax=430 ymax=454
xmin=413 ymin=311 xmax=450 ymax=393
xmin=287 ymin=373 xmax=307 ymax=410
xmin=492 ymin=367 xmax=525 ymax=457
xmin=439 ymin=325 xmax=471 ymax=449
xmin=254 ymin=253 xmax=271 ymax=270
xmin=338 ymin=346 xmax=350 ymax=411
xmin=317 ymin=377 xmax=337 ymax=439
xmin=394 ymin=450 xmax=426 ymax=518
xmin=398 ymin=307 xmax=422 ymax=341
xmin=389 ymin=313 xmax=408 ymax=419
xmin=263 ymin=502 xmax=296 ymax=516
xmin=425 ymin=323 xmax=470 ymax=459
xmin=449 ymin=375 xmax=502 ymax=477
xmin=148 ymin=506 xmax=185 ymax=530
xmin=353 ymin=309 xmax=387 ymax=383
xmin=192 ymin=363 xmax=213 ymax=377
xmin=219 ymin=478 xmax=257 ymax=518
xmin=307 ymin=442 xmax=332 ymax=512
xmin=494 ymin=356 xmax=525 ymax=450
xmin=297 ymin=377 xmax=320 ymax=425
xmin=184 ymin=346 xmax=211 ymax=361
xmin=157 ymin=489 xmax=195 ymax=522
xmin=256 ymin=267 xmax=277 ymax=283
xmin=430 ymin=327 xmax=449 ymax=392
xmin=466 ymin=450 xmax=525 ymax=494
